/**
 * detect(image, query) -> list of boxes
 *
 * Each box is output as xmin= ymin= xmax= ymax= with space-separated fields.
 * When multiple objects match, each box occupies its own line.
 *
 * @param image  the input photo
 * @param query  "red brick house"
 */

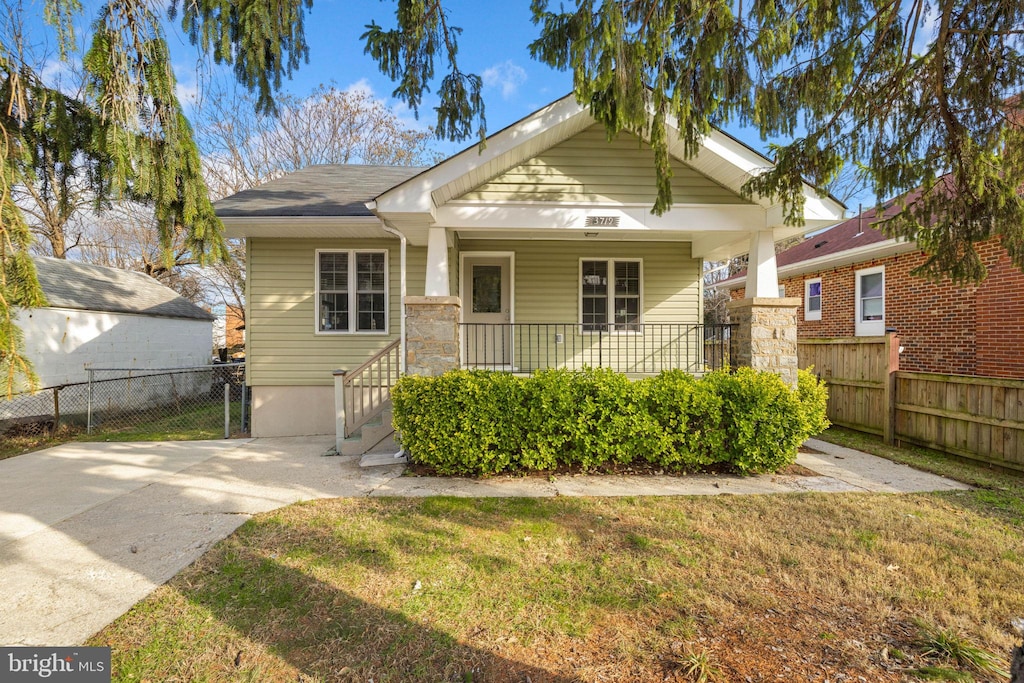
xmin=721 ymin=208 xmax=1024 ymax=379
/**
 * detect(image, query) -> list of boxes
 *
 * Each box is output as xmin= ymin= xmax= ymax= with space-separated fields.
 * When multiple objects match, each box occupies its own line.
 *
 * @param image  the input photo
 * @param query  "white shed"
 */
xmin=16 ymin=257 xmax=214 ymax=389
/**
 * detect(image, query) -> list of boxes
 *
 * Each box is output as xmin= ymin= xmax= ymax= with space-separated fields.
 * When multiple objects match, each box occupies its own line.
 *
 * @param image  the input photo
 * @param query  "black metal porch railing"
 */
xmin=460 ymin=323 xmax=735 ymax=374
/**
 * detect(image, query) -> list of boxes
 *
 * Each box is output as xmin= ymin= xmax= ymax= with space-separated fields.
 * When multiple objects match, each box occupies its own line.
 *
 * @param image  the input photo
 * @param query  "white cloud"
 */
xmin=482 ymin=60 xmax=527 ymax=100
xmin=344 ymin=78 xmax=375 ymax=98
xmin=173 ymin=63 xmax=205 ymax=112
xmin=341 ymin=79 xmax=432 ymax=132
xmin=39 ymin=58 xmax=82 ymax=95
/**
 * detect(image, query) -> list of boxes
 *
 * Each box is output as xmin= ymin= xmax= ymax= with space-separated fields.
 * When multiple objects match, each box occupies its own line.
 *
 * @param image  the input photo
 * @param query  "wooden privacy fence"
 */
xmin=797 ymin=334 xmax=1024 ymax=472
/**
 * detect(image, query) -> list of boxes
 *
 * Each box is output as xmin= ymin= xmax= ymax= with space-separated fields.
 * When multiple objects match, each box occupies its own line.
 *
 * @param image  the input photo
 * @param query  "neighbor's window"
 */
xmin=580 ymin=259 xmax=642 ymax=332
xmin=804 ymin=277 xmax=822 ymax=321
xmin=854 ymin=266 xmax=884 ymax=336
xmin=317 ymin=250 xmax=387 ymax=333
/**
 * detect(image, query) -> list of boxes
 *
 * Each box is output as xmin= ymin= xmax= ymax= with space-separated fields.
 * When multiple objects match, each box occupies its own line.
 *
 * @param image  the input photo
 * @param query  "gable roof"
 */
xmin=372 ymin=93 xmax=845 ymax=220
xmin=214 ymin=164 xmax=428 ymax=218
xmin=33 ymin=257 xmax=214 ymax=321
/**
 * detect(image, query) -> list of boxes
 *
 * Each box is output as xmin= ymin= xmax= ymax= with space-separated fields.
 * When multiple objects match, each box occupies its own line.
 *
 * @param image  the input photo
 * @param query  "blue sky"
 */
xmin=169 ymin=0 xmax=579 ymax=158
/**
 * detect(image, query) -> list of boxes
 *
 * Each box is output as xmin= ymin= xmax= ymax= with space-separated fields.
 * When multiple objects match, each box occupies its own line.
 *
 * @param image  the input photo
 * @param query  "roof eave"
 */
xmin=220 ymin=215 xmax=386 ymax=239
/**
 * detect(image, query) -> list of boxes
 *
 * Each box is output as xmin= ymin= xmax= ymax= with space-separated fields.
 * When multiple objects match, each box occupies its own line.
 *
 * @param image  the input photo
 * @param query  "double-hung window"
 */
xmin=580 ymin=259 xmax=642 ymax=332
xmin=316 ymin=250 xmax=387 ymax=333
xmin=804 ymin=277 xmax=822 ymax=321
xmin=854 ymin=266 xmax=884 ymax=336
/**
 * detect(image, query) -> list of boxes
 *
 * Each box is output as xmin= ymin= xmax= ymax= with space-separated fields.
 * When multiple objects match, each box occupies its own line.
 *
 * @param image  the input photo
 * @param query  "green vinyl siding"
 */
xmin=459 ymin=240 xmax=703 ymax=373
xmin=458 ymin=124 xmax=748 ymax=205
xmin=248 ymin=238 xmax=424 ymax=386
xmin=459 ymin=240 xmax=700 ymax=324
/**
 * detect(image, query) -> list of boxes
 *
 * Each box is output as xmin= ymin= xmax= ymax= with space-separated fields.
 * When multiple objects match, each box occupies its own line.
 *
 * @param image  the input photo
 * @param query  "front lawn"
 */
xmin=91 ymin=437 xmax=1024 ymax=682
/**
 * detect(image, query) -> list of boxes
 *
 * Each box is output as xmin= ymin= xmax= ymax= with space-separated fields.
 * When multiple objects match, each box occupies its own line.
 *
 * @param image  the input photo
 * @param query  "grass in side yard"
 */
xmin=0 ymin=425 xmax=79 ymax=460
xmin=76 ymin=402 xmax=244 ymax=443
xmin=91 ymin=459 xmax=1024 ymax=682
xmin=0 ymin=402 xmax=245 ymax=459
xmin=817 ymin=426 xmax=1024 ymax=529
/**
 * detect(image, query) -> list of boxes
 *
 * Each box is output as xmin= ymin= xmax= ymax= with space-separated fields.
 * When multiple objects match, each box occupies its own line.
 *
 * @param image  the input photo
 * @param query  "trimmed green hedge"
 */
xmin=391 ymin=367 xmax=829 ymax=477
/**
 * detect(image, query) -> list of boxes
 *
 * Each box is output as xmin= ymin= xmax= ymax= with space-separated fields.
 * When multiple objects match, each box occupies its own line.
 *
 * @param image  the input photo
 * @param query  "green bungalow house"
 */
xmin=214 ymin=94 xmax=845 ymax=451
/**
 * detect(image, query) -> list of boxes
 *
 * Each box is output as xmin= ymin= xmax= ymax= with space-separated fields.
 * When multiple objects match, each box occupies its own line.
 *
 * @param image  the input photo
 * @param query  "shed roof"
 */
xmin=33 ymin=257 xmax=214 ymax=321
xmin=213 ymin=164 xmax=427 ymax=218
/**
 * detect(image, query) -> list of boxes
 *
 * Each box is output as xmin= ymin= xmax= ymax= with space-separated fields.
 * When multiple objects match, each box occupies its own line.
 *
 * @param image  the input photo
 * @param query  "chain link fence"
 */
xmin=0 ymin=363 xmax=249 ymax=446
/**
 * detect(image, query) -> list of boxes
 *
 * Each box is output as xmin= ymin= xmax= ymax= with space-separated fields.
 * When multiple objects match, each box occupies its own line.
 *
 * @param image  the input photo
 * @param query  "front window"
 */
xmin=580 ymin=259 xmax=642 ymax=332
xmin=317 ymin=250 xmax=388 ymax=333
xmin=854 ymin=266 xmax=884 ymax=336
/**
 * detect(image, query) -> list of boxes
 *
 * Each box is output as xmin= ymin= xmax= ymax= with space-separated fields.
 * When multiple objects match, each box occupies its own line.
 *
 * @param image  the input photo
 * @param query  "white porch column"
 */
xmin=745 ymin=229 xmax=780 ymax=298
xmin=424 ymin=226 xmax=450 ymax=296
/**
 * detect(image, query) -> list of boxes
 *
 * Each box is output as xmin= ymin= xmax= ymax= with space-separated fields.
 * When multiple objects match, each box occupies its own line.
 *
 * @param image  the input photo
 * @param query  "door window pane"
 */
xmin=472 ymin=265 xmax=502 ymax=313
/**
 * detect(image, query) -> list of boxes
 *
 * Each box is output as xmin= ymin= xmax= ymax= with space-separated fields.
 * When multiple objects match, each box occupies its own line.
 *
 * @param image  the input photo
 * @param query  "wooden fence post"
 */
xmin=883 ymin=332 xmax=900 ymax=445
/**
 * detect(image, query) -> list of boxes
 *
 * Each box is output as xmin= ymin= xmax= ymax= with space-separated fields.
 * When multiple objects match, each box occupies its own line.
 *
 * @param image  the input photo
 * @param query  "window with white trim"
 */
xmin=316 ymin=250 xmax=388 ymax=333
xmin=804 ymin=277 xmax=822 ymax=321
xmin=854 ymin=266 xmax=884 ymax=336
xmin=580 ymin=259 xmax=642 ymax=332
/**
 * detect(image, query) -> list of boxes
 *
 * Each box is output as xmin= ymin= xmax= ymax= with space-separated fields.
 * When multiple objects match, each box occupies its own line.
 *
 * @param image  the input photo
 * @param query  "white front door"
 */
xmin=462 ymin=255 xmax=512 ymax=367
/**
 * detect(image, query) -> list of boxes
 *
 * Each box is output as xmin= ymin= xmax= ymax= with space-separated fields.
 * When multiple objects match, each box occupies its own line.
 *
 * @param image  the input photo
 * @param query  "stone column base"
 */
xmin=405 ymin=296 xmax=462 ymax=376
xmin=727 ymin=297 xmax=801 ymax=387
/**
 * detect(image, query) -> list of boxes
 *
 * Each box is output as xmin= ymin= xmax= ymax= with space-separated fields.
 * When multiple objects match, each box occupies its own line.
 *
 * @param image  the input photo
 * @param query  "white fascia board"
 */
xmin=716 ymin=238 xmax=919 ymax=290
xmin=220 ymin=215 xmax=386 ymax=239
xmin=374 ymin=95 xmax=591 ymax=215
xmin=765 ymin=194 xmax=846 ymax=229
xmin=435 ymin=202 xmax=766 ymax=232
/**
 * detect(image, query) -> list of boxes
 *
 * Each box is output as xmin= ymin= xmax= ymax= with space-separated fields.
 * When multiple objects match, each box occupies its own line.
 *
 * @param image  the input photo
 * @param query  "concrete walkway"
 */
xmin=0 ymin=436 xmax=968 ymax=647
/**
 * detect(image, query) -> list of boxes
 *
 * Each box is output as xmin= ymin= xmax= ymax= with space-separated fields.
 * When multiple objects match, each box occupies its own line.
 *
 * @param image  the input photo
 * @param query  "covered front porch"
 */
xmin=335 ymin=95 xmax=845 ymax=451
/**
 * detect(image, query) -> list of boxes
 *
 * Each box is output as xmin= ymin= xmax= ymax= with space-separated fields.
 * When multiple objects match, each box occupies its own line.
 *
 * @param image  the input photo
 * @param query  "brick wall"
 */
xmin=731 ymin=239 xmax=1024 ymax=378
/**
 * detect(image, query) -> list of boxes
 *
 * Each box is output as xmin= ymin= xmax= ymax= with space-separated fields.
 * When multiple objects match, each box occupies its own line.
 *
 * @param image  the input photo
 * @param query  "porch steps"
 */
xmin=341 ymin=403 xmax=397 ymax=457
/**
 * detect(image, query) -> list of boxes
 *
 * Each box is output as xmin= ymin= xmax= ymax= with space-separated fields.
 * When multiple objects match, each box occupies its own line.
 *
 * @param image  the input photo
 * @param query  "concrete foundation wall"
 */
xmin=252 ymin=385 xmax=336 ymax=437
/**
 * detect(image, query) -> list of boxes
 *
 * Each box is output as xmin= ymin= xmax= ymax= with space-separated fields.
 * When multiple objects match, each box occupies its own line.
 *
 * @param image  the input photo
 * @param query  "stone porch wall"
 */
xmin=405 ymin=296 xmax=461 ymax=376
xmin=727 ymin=297 xmax=800 ymax=387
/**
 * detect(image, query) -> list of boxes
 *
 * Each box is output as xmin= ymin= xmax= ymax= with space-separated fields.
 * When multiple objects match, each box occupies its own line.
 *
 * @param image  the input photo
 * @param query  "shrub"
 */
xmin=391 ymin=370 xmax=526 ymax=476
xmin=797 ymin=366 xmax=831 ymax=436
xmin=392 ymin=366 xmax=830 ymax=477
xmin=698 ymin=368 xmax=805 ymax=474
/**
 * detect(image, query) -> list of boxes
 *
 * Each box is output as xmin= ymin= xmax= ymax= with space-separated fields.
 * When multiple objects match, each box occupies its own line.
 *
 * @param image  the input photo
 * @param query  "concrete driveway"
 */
xmin=0 ymin=437 xmax=968 ymax=646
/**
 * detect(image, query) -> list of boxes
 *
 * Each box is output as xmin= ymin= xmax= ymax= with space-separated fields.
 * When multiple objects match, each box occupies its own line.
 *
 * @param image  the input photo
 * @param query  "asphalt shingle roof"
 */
xmin=33 ymin=256 xmax=214 ymax=321
xmin=213 ymin=164 xmax=428 ymax=218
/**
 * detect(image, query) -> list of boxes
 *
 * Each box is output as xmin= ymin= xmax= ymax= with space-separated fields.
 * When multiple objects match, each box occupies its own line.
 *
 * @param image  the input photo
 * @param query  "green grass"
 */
xmin=1 ymin=401 xmax=246 ymax=458
xmin=817 ymin=426 xmax=1024 ymax=528
xmin=90 ymin=436 xmax=1024 ymax=682
xmin=78 ymin=402 xmax=244 ymax=442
